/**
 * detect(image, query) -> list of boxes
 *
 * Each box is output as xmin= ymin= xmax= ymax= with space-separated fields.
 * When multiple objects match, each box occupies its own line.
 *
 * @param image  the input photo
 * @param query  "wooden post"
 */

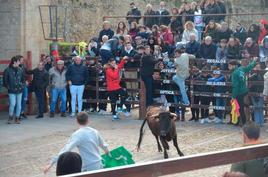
xmin=26 ymin=51 xmax=33 ymax=115
xmin=139 ymin=80 xmax=146 ymax=119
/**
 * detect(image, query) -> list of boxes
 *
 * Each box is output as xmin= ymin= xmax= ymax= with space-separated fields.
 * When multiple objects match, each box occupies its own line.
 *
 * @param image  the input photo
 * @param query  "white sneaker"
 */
xmin=124 ymin=112 xmax=130 ymax=117
xmin=98 ymin=110 xmax=111 ymax=115
xmin=112 ymin=115 xmax=120 ymax=121
xmin=117 ymin=107 xmax=122 ymax=113
xmin=200 ymin=119 xmax=205 ymax=124
xmin=70 ymin=113 xmax=76 ymax=117
xmin=205 ymin=118 xmax=212 ymax=123
xmin=213 ymin=117 xmax=222 ymax=124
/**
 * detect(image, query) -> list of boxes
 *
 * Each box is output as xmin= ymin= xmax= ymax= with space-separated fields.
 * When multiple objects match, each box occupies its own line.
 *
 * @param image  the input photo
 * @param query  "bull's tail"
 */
xmin=136 ymin=118 xmax=147 ymax=151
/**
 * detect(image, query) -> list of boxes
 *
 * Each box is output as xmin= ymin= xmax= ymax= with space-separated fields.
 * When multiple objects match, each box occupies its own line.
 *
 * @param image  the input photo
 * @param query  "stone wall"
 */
xmin=0 ymin=0 xmax=22 ymax=59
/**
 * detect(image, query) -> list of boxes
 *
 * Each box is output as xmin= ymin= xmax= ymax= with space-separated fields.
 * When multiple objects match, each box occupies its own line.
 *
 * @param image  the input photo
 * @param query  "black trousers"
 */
xmin=236 ymin=93 xmax=247 ymax=125
xmin=191 ymin=96 xmax=200 ymax=119
xmin=35 ymin=89 xmax=45 ymax=116
xmin=200 ymin=96 xmax=210 ymax=118
xmin=109 ymin=88 xmax=130 ymax=115
xmin=99 ymin=91 xmax=108 ymax=111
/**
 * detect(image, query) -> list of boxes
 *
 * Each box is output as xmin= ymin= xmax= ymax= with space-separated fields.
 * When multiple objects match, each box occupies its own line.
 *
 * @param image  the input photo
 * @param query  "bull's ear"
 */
xmin=170 ymin=113 xmax=177 ymax=120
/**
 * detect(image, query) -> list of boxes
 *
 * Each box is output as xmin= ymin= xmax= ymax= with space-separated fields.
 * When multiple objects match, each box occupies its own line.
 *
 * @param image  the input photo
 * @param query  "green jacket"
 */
xmin=231 ymin=61 xmax=256 ymax=98
xmin=231 ymin=158 xmax=266 ymax=177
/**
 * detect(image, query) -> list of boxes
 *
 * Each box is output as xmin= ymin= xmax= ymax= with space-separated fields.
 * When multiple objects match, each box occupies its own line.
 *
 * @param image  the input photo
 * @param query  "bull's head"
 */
xmin=151 ymin=112 xmax=177 ymax=137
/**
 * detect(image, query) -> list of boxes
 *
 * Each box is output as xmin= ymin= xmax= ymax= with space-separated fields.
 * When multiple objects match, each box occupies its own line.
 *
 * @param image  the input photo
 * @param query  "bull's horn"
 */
xmin=170 ymin=113 xmax=177 ymax=120
xmin=170 ymin=113 xmax=177 ymax=117
xmin=150 ymin=113 xmax=159 ymax=118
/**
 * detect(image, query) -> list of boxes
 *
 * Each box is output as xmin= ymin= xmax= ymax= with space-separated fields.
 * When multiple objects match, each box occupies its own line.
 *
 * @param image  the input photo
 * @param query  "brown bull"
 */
xmin=137 ymin=106 xmax=184 ymax=159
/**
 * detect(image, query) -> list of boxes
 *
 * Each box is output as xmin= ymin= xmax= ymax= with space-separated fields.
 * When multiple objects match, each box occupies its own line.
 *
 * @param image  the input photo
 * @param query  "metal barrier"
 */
xmin=74 ymin=56 xmax=267 ymax=119
xmin=67 ymin=143 xmax=268 ymax=177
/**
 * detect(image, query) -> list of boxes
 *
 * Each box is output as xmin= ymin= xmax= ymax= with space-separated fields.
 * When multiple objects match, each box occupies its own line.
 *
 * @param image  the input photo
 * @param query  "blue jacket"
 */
xmin=208 ymin=75 xmax=226 ymax=93
xmin=186 ymin=41 xmax=200 ymax=56
xmin=66 ymin=63 xmax=89 ymax=85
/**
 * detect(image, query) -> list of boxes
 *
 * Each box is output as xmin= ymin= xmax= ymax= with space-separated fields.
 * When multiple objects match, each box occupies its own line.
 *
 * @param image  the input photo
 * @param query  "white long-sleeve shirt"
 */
xmin=51 ymin=126 xmax=108 ymax=171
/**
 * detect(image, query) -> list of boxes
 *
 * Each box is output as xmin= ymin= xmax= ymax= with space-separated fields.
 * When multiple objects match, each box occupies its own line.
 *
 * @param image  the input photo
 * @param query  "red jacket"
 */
xmin=161 ymin=29 xmax=174 ymax=45
xmin=259 ymin=19 xmax=268 ymax=44
xmin=105 ymin=60 xmax=125 ymax=91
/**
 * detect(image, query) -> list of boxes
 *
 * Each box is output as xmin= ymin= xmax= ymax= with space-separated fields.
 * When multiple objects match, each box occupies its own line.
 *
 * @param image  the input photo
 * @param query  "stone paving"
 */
xmin=0 ymin=112 xmax=267 ymax=177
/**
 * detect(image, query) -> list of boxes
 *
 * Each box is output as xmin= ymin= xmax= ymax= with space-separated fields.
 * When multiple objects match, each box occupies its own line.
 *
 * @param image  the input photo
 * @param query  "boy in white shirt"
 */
xmin=44 ymin=112 xmax=110 ymax=173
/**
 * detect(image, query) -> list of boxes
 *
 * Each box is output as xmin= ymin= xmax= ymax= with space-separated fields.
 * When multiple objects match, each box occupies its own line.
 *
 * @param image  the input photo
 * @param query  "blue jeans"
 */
xmin=70 ymin=85 xmax=85 ymax=114
xmin=50 ymin=87 xmax=67 ymax=113
xmin=35 ymin=89 xmax=45 ymax=116
xmin=141 ymin=75 xmax=153 ymax=107
xmin=195 ymin=26 xmax=203 ymax=42
xmin=9 ymin=93 xmax=22 ymax=117
xmin=21 ymin=86 xmax=28 ymax=113
xmin=172 ymin=75 xmax=189 ymax=105
xmin=215 ymin=97 xmax=225 ymax=119
xmin=251 ymin=97 xmax=264 ymax=126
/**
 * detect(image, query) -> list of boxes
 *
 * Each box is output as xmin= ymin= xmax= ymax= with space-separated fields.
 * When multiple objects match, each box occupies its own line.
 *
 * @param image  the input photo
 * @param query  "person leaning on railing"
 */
xmin=104 ymin=57 xmax=130 ymax=120
xmin=228 ymin=58 xmax=257 ymax=126
xmin=141 ymin=45 xmax=158 ymax=107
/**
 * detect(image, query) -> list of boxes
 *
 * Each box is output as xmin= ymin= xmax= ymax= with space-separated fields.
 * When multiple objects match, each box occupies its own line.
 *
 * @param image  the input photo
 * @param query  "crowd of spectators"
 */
xmin=3 ymin=0 xmax=268 ymax=125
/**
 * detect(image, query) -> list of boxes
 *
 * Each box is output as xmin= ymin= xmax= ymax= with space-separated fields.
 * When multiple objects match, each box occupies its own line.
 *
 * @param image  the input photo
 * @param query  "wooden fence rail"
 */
xmin=66 ymin=143 xmax=268 ymax=177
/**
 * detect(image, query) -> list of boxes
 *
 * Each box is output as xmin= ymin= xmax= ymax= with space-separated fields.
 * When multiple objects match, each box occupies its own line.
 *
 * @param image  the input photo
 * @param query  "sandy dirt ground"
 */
xmin=0 ymin=111 xmax=267 ymax=177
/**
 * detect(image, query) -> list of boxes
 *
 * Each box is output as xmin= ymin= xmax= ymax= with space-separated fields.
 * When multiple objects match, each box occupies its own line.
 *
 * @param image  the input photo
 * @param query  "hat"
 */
xmin=130 ymin=2 xmax=135 ymax=5
xmin=57 ymin=60 xmax=64 ymax=65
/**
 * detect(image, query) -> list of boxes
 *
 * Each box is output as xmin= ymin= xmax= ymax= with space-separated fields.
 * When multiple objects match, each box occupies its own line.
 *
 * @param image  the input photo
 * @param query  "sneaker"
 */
xmin=20 ymin=113 xmax=28 ymax=119
xmin=7 ymin=116 xmax=13 ymax=124
xmin=90 ymin=108 xmax=96 ymax=113
xmin=50 ymin=112 xmax=55 ymax=118
xmin=214 ymin=117 xmax=222 ymax=124
xmin=112 ymin=115 xmax=119 ymax=121
xmin=15 ymin=118 xmax=21 ymax=124
xmin=98 ymin=110 xmax=111 ymax=115
xmin=182 ymin=102 xmax=190 ymax=106
xmin=36 ymin=115 xmax=44 ymax=119
xmin=61 ymin=112 xmax=66 ymax=117
xmin=188 ymin=117 xmax=195 ymax=121
xmin=206 ymin=118 xmax=212 ymax=123
xmin=200 ymin=119 xmax=205 ymax=124
xmin=124 ymin=111 xmax=130 ymax=117
xmin=200 ymin=118 xmax=209 ymax=124
xmin=126 ymin=96 xmax=133 ymax=101
xmin=70 ymin=113 xmax=76 ymax=117
xmin=116 ymin=107 xmax=122 ymax=113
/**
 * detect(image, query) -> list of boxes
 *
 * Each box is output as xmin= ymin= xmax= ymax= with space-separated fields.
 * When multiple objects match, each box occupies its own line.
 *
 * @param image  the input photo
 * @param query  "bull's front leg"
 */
xmin=160 ymin=136 xmax=169 ymax=159
xmin=153 ymin=133 xmax=162 ymax=152
xmin=173 ymin=136 xmax=184 ymax=156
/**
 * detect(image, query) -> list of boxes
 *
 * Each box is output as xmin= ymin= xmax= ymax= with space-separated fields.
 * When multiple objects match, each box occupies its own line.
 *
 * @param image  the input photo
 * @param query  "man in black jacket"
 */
xmin=156 ymin=1 xmax=171 ymax=26
xmin=126 ymin=2 xmax=141 ymax=25
xmin=66 ymin=56 xmax=89 ymax=117
xmin=141 ymin=45 xmax=157 ymax=107
xmin=4 ymin=56 xmax=25 ymax=124
xmin=26 ymin=62 xmax=49 ymax=118
xmin=144 ymin=3 xmax=157 ymax=29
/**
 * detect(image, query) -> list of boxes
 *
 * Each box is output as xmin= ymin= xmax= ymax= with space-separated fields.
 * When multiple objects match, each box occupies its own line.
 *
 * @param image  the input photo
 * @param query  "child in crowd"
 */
xmin=216 ymin=39 xmax=228 ymax=70
xmin=196 ymin=66 xmax=212 ymax=124
xmin=208 ymin=67 xmax=226 ymax=124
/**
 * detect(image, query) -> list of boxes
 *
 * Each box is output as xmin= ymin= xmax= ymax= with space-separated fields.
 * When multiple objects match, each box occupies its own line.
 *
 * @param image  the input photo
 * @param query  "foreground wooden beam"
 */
xmin=66 ymin=143 xmax=268 ymax=177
